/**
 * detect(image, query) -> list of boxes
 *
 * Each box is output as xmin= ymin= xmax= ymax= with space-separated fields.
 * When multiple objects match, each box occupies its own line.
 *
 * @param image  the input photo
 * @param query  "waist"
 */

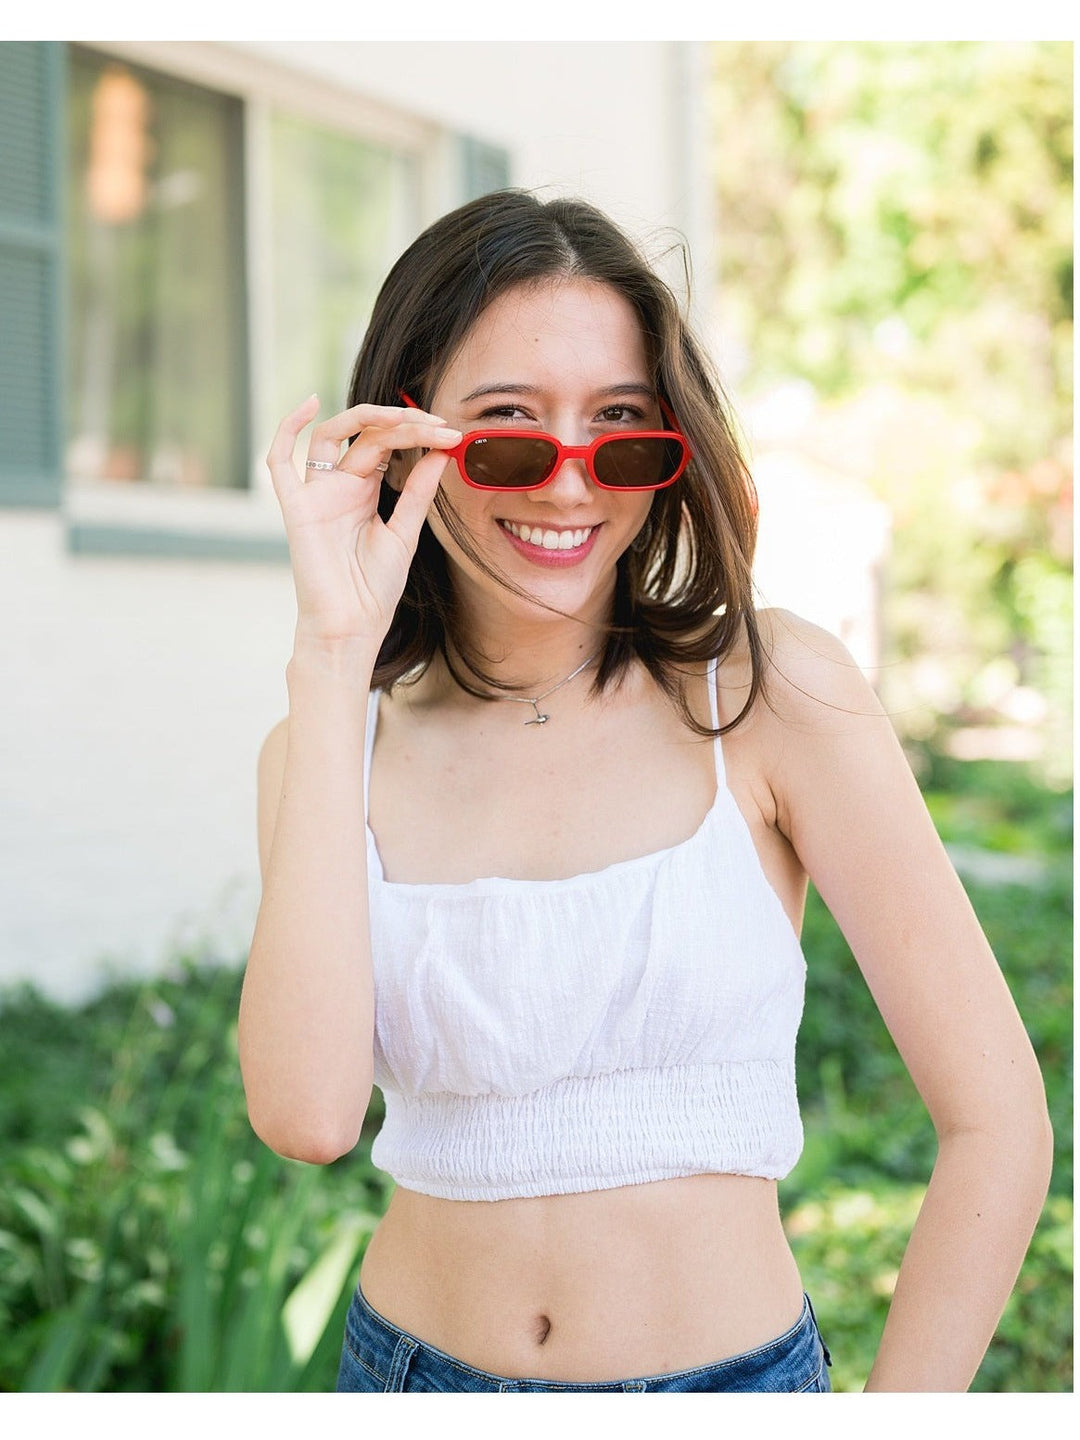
xmin=371 ymin=1060 xmax=804 ymax=1200
xmin=359 ymin=1172 xmax=805 ymax=1381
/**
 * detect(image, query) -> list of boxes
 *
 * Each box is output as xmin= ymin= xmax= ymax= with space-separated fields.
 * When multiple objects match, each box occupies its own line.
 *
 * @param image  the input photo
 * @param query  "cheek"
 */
xmin=628 ymin=495 xmax=656 ymax=533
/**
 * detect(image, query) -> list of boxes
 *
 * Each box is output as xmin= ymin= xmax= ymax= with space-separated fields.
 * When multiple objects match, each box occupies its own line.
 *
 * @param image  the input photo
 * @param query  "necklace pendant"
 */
xmin=524 ymin=710 xmax=549 ymax=726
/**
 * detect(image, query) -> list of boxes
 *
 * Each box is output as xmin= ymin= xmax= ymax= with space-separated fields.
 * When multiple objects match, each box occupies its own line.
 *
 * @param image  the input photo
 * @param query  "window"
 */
xmin=269 ymin=111 xmax=420 ymax=423
xmin=0 ymin=42 xmax=507 ymax=547
xmin=66 ymin=48 xmax=247 ymax=491
xmin=64 ymin=45 xmax=421 ymax=501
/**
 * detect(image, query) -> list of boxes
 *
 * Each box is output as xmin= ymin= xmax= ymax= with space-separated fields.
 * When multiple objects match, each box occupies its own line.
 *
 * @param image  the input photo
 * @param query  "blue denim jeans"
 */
xmin=336 ymin=1282 xmax=832 ymax=1392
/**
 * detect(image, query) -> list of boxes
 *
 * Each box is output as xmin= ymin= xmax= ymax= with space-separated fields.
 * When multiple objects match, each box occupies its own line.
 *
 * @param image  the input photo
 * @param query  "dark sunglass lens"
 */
xmin=463 ymin=437 xmax=559 ymax=489
xmin=594 ymin=437 xmax=686 ymax=488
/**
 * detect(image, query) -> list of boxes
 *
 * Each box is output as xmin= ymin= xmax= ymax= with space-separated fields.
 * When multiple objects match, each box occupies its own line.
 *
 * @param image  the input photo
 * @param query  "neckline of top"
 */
xmin=364 ymin=777 xmax=732 ymax=893
xmin=363 ymin=659 xmax=729 ymax=893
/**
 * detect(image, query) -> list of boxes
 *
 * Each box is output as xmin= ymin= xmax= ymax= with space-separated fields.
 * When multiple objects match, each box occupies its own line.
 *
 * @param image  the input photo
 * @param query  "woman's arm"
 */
xmin=762 ymin=611 xmax=1053 ymax=1392
xmin=239 ymin=643 xmax=377 ymax=1164
xmin=238 ymin=396 xmax=458 ymax=1164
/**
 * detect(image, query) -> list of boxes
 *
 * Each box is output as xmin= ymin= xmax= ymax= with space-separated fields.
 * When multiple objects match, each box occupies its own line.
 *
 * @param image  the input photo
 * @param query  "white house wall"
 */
xmin=0 ymin=40 xmax=712 ymax=1003
xmin=0 ymin=39 xmax=883 ymax=1004
xmin=1 ymin=513 xmax=296 ymax=1002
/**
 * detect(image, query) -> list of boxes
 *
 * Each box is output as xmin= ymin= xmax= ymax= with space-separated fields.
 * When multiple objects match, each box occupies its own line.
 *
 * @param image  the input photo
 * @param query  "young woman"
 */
xmin=240 ymin=190 xmax=1052 ymax=1393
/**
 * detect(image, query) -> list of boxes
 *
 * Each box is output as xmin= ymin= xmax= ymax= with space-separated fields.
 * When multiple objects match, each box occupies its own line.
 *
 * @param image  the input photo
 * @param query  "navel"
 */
xmin=533 ymin=1314 xmax=552 ymax=1345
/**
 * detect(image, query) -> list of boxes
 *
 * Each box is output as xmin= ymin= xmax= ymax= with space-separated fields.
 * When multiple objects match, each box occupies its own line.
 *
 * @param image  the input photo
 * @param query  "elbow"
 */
xmin=274 ymin=1130 xmax=363 ymax=1167
xmin=940 ymin=1079 xmax=1055 ymax=1196
xmin=1014 ymin=1066 xmax=1056 ymax=1192
xmin=247 ymin=1106 xmax=366 ymax=1165
xmin=242 ymin=1079 xmax=373 ymax=1166
xmin=1030 ymin=1093 xmax=1056 ymax=1196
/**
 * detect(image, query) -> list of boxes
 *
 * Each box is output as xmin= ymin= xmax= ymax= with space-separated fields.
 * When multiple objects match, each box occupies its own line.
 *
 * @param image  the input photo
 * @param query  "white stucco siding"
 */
xmin=1 ymin=41 xmax=889 ymax=1006
xmin=234 ymin=42 xmax=683 ymax=223
xmin=0 ymin=41 xmax=714 ymax=1002
xmin=0 ymin=513 xmax=295 ymax=1002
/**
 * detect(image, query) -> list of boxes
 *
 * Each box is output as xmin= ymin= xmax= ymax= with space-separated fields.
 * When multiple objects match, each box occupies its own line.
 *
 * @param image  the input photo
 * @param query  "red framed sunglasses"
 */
xmin=399 ymin=391 xmax=691 ymax=493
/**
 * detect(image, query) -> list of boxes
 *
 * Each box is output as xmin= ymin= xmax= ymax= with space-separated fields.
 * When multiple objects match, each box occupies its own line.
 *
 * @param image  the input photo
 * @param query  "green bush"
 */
xmin=785 ymin=759 xmax=1072 ymax=1390
xmin=0 ymin=761 xmax=1070 ymax=1391
xmin=0 ymin=965 xmax=388 ymax=1392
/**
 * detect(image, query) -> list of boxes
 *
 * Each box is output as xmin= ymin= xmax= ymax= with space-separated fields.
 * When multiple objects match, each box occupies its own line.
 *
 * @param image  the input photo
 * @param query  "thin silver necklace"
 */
xmin=498 ymin=649 xmax=601 ymax=726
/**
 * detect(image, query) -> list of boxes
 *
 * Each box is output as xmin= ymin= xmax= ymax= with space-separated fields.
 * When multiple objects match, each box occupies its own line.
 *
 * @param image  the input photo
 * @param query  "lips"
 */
xmin=497 ymin=518 xmax=601 ymax=566
xmin=500 ymin=520 xmax=594 ymax=550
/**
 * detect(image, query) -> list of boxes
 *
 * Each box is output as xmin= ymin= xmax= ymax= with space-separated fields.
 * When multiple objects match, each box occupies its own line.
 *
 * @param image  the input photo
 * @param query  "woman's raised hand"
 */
xmin=266 ymin=396 xmax=461 ymax=653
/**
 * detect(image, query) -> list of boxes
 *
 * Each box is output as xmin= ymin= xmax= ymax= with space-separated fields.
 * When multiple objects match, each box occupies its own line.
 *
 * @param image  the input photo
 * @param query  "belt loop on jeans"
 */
xmin=384 ymin=1334 xmax=419 ymax=1391
xmin=804 ymin=1293 xmax=832 ymax=1367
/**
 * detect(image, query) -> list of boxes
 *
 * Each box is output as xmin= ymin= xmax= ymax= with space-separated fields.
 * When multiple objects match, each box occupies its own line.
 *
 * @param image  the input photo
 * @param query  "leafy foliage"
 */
xmin=0 ymin=965 xmax=388 ymax=1392
xmin=710 ymin=42 xmax=1073 ymax=777
xmin=0 ymin=763 xmax=1070 ymax=1392
xmin=785 ymin=759 xmax=1072 ymax=1390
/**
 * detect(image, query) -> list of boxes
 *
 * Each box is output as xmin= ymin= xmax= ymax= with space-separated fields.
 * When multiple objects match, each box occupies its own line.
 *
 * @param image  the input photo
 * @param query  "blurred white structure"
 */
xmin=752 ymin=448 xmax=891 ymax=676
xmin=0 ymin=40 xmax=886 ymax=1002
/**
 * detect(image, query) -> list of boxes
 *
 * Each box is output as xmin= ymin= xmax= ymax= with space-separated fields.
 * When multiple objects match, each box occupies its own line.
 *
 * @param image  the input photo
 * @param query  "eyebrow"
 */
xmin=459 ymin=382 xmax=657 ymax=403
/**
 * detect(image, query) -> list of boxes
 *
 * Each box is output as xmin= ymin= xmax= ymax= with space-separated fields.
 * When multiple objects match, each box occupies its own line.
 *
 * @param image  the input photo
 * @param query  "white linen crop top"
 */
xmin=364 ymin=657 xmax=807 ymax=1202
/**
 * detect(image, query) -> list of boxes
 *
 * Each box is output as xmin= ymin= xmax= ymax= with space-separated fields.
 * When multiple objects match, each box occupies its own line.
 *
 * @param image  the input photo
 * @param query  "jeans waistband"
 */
xmin=342 ymin=1281 xmax=831 ymax=1392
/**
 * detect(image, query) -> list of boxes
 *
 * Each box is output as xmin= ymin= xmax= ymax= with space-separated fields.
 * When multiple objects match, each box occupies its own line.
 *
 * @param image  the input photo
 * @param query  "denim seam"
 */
xmin=341 ymin=1334 xmax=390 ymax=1387
xmin=385 ymin=1335 xmax=419 ymax=1391
xmin=794 ymin=1357 xmax=826 ymax=1393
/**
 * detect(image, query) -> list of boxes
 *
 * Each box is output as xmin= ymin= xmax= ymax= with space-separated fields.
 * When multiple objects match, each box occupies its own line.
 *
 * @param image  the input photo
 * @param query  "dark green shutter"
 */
xmin=0 ymin=41 xmax=64 ymax=506
xmin=460 ymin=135 xmax=510 ymax=201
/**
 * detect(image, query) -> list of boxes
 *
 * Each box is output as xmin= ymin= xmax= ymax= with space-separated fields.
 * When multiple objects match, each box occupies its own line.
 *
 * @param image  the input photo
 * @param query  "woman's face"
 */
xmin=425 ymin=278 xmax=658 ymax=630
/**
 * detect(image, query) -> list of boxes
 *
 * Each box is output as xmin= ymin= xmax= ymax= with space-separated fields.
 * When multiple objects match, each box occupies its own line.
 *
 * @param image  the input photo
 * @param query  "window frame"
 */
xmin=60 ymin=40 xmax=449 ymax=561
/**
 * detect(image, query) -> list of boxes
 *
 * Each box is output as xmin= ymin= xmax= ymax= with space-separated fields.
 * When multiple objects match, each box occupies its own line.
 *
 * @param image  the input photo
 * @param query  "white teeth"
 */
xmin=502 ymin=521 xmax=593 ymax=550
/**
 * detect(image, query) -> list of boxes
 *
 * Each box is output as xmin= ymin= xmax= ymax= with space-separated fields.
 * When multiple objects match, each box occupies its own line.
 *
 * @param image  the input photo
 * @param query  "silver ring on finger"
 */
xmin=306 ymin=460 xmax=335 ymax=472
xmin=374 ymin=461 xmax=389 ymax=473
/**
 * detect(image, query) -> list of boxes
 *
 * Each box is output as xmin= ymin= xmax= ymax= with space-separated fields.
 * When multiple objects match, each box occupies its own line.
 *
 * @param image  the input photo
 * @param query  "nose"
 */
xmin=529 ymin=453 xmax=594 ymax=507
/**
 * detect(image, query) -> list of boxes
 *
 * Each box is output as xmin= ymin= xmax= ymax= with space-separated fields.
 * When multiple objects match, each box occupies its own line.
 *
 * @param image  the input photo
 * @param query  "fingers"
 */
xmin=266 ymin=397 xmax=459 ymax=525
xmin=266 ymin=394 xmax=320 ymax=500
xmin=315 ymin=400 xmax=448 ymax=442
xmin=336 ymin=418 xmax=461 ymax=478
xmin=302 ymin=398 xmax=460 ymax=478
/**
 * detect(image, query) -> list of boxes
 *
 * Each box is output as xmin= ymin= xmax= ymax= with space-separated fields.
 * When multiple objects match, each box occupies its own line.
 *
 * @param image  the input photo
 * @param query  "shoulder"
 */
xmin=713 ymin=607 xmax=882 ymax=735
xmin=754 ymin=608 xmax=884 ymax=731
xmin=740 ymin=610 xmax=918 ymax=854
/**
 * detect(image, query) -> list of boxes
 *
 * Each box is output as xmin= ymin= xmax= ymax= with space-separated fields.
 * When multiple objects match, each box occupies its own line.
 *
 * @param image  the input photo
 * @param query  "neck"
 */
xmin=444 ymin=625 xmax=603 ymax=699
xmin=434 ymin=592 xmax=612 ymax=702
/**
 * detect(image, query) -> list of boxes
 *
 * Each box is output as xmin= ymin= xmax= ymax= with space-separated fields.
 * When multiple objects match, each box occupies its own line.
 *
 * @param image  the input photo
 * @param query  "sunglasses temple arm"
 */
xmin=659 ymin=397 xmax=686 ymax=434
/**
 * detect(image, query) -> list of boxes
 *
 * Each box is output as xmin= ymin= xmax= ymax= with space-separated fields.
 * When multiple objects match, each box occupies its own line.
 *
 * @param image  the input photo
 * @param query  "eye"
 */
xmin=475 ymin=404 xmax=535 ymax=425
xmin=595 ymin=403 xmax=648 ymax=426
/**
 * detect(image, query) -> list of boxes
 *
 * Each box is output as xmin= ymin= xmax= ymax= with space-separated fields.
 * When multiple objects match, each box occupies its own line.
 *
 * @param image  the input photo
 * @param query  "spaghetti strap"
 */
xmin=363 ymin=689 xmax=381 ymax=821
xmin=706 ymin=655 xmax=727 ymax=787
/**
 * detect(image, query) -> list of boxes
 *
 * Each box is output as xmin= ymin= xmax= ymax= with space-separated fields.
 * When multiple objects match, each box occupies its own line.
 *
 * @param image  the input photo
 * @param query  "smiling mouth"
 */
xmin=498 ymin=520 xmax=596 ymax=551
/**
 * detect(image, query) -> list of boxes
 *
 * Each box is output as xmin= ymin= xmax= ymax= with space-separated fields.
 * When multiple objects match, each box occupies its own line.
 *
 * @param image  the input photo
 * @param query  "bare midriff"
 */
xmin=357 ymin=1171 xmax=805 ymax=1381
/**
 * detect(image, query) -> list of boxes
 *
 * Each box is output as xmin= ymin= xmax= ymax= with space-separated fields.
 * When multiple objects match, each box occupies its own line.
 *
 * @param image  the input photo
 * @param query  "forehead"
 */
xmin=444 ymin=279 xmax=650 ymax=389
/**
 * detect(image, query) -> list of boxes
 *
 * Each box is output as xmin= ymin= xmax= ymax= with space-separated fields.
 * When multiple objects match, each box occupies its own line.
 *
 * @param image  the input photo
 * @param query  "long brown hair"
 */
xmin=348 ymin=189 xmax=765 ymax=736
